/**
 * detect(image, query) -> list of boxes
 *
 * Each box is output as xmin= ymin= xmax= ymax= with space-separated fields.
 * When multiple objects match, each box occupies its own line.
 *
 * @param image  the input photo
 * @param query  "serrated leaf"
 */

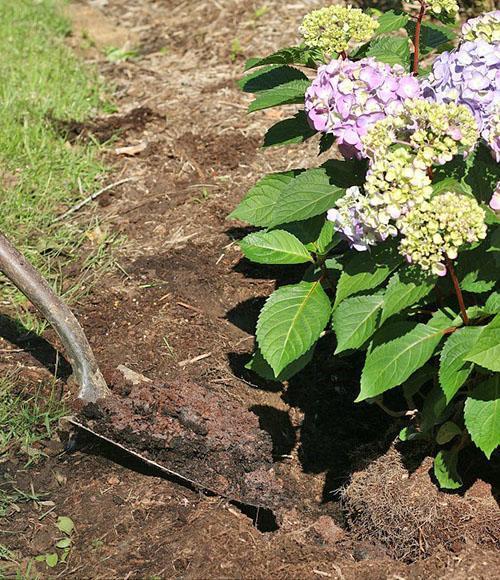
xmin=245 ymin=345 xmax=315 ymax=382
xmin=405 ymin=21 xmax=455 ymax=55
xmin=228 ymin=171 xmax=297 ymax=226
xmin=436 ymin=421 xmax=462 ymax=445
xmin=434 ymin=449 xmax=463 ymax=490
xmin=376 ymin=10 xmax=409 ymax=34
xmin=485 ymin=292 xmax=500 ymax=314
xmin=256 ymin=280 xmax=331 ymax=375
xmin=464 ymin=375 xmax=500 ymax=459
xmin=465 ymin=314 xmax=500 ymax=372
xmin=239 ymin=230 xmax=312 ymax=264
xmin=263 ymin=110 xmax=316 ymax=147
xmin=334 ymin=244 xmax=401 ymax=308
xmin=239 ymin=65 xmax=308 ymax=93
xmin=357 ymin=320 xmax=447 ymax=401
xmin=270 ymin=167 xmax=345 ymax=226
xmin=248 ymin=79 xmax=310 ymax=113
xmin=56 ymin=516 xmax=74 ymax=536
xmin=333 ymin=294 xmax=384 ymax=354
xmin=456 ymin=240 xmax=499 ymax=294
xmin=366 ymin=36 xmax=410 ymax=69
xmin=439 ymin=327 xmax=482 ymax=403
xmin=244 ymin=45 xmax=322 ymax=71
xmin=381 ymin=270 xmax=434 ymax=324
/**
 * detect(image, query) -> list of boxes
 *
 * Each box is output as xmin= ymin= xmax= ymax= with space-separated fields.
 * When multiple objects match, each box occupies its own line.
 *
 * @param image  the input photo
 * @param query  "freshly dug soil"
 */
xmin=1 ymin=0 xmax=499 ymax=578
xmin=76 ymin=371 xmax=286 ymax=511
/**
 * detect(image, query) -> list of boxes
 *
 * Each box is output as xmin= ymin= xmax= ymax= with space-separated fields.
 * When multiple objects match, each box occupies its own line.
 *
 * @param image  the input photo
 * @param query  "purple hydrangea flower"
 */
xmin=305 ymin=57 xmax=421 ymax=159
xmin=422 ymin=40 xmax=500 ymax=144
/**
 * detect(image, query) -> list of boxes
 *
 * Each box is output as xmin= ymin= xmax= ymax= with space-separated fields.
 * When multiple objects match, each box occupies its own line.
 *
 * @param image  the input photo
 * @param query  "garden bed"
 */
xmin=1 ymin=0 xmax=498 ymax=577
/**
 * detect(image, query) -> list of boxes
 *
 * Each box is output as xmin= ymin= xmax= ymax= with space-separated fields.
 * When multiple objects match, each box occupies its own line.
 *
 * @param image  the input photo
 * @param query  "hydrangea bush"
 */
xmin=230 ymin=3 xmax=500 ymax=488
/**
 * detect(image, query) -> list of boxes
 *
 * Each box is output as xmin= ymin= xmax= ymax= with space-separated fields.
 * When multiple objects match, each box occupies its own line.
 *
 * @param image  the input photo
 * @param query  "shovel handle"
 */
xmin=0 ymin=232 xmax=109 ymax=402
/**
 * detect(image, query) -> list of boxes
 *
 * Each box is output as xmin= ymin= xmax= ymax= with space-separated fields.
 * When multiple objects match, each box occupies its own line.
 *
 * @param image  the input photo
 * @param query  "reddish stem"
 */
xmin=446 ymin=256 xmax=469 ymax=325
xmin=340 ymin=50 xmax=347 ymax=60
xmin=413 ymin=3 xmax=426 ymax=75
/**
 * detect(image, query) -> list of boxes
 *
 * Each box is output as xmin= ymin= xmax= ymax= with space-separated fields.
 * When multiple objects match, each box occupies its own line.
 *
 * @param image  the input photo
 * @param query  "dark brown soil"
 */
xmin=1 ymin=0 xmax=499 ymax=578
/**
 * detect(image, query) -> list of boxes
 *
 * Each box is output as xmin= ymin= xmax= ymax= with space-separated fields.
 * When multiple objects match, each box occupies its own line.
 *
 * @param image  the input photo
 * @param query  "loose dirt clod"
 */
xmin=76 ymin=371 xmax=286 ymax=511
xmin=341 ymin=447 xmax=499 ymax=562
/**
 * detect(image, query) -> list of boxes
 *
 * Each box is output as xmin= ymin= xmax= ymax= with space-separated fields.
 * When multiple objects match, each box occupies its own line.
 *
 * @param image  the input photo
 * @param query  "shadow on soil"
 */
xmin=0 ymin=313 xmax=72 ymax=379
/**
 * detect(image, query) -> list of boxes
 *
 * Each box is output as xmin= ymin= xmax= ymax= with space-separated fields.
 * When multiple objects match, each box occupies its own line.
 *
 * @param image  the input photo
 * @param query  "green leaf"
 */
xmin=405 ymin=21 xmax=455 ymax=55
xmin=322 ymin=158 xmax=367 ymax=188
xmin=381 ymin=270 xmax=434 ymax=324
xmin=45 ymin=553 xmax=59 ymax=568
xmin=439 ymin=327 xmax=482 ymax=403
xmin=334 ymin=244 xmax=401 ymax=308
xmin=56 ymin=516 xmax=74 ymax=536
xmin=263 ymin=110 xmax=316 ymax=147
xmin=456 ymin=241 xmax=499 ymax=294
xmin=256 ymin=280 xmax=331 ymax=375
xmin=421 ymin=384 xmax=451 ymax=432
xmin=271 ymin=167 xmax=345 ymax=226
xmin=313 ymin=220 xmax=337 ymax=255
xmin=465 ymin=314 xmax=500 ymax=372
xmin=248 ymin=79 xmax=310 ymax=113
xmin=402 ymin=364 xmax=435 ymax=400
xmin=366 ymin=36 xmax=410 ymax=69
xmin=239 ymin=230 xmax=312 ymax=264
xmin=485 ymin=292 xmax=500 ymax=314
xmin=376 ymin=10 xmax=409 ymax=34
xmin=228 ymin=171 xmax=297 ymax=226
xmin=357 ymin=320 xmax=447 ymax=401
xmin=239 ymin=65 xmax=308 ymax=93
xmin=55 ymin=538 xmax=72 ymax=549
xmin=244 ymin=45 xmax=322 ymax=71
xmin=434 ymin=449 xmax=463 ymax=490
xmin=245 ymin=345 xmax=315 ymax=382
xmin=436 ymin=421 xmax=462 ymax=445
xmin=333 ymin=294 xmax=384 ymax=354
xmin=319 ymin=133 xmax=335 ymax=154
xmin=464 ymin=375 xmax=500 ymax=459
xmin=463 ymin=142 xmax=500 ymax=206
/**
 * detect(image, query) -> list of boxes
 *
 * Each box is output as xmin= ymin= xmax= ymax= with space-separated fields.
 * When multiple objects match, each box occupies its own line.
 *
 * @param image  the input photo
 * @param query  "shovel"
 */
xmin=0 ymin=232 xmax=284 ymax=520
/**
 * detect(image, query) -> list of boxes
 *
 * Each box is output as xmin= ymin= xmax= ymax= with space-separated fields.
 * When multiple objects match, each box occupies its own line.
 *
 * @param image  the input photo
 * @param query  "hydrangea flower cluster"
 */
xmin=398 ymin=193 xmax=487 ymax=276
xmin=422 ymin=39 xmax=500 ymax=149
xmin=362 ymin=99 xmax=479 ymax=165
xmin=461 ymin=10 xmax=500 ymax=43
xmin=364 ymin=147 xmax=433 ymax=219
xmin=300 ymin=5 xmax=379 ymax=55
xmin=425 ymin=0 xmax=459 ymax=18
xmin=326 ymin=186 xmax=397 ymax=251
xmin=305 ymin=58 xmax=420 ymax=159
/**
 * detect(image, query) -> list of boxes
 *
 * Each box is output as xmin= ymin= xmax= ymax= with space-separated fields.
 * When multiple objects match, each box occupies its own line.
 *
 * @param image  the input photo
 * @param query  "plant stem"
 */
xmin=340 ymin=50 xmax=347 ymax=59
xmin=413 ymin=2 xmax=426 ymax=75
xmin=445 ymin=256 xmax=469 ymax=325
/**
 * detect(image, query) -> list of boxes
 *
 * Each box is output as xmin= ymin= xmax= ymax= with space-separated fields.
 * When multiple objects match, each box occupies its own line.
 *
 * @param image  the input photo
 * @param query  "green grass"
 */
xmin=0 ymin=0 xmax=113 ymax=330
xmin=0 ymin=378 xmax=66 ymax=460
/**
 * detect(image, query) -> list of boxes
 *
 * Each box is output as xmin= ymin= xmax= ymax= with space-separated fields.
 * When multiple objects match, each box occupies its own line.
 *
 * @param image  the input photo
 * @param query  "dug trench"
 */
xmin=1 ymin=0 xmax=499 ymax=577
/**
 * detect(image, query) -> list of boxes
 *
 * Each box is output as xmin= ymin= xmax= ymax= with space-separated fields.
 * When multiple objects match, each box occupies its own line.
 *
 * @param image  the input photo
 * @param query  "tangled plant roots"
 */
xmin=341 ymin=448 xmax=499 ymax=562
